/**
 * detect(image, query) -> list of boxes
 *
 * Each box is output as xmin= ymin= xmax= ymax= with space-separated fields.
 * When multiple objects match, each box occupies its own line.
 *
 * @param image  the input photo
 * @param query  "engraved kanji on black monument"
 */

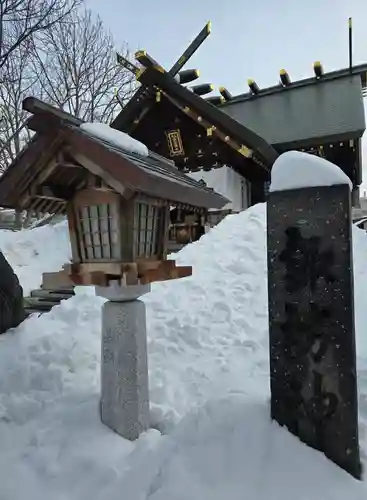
xmin=267 ymin=183 xmax=361 ymax=479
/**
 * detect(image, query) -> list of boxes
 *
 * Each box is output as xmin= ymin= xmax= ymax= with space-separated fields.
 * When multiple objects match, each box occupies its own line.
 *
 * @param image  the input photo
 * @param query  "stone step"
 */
xmin=21 ymin=286 xmax=76 ymax=319
xmin=24 ymin=309 xmax=43 ymax=318
xmin=41 ymin=285 xmax=75 ymax=292
xmin=24 ymin=298 xmax=59 ymax=311
xmin=30 ymin=289 xmax=75 ymax=300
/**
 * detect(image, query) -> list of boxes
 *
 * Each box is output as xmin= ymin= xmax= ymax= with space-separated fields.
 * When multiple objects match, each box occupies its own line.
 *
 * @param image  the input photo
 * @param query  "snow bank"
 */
xmin=0 ymin=203 xmax=366 ymax=499
xmin=0 ymin=221 xmax=71 ymax=295
xmin=270 ymin=150 xmax=353 ymax=192
xmin=80 ymin=122 xmax=149 ymax=157
xmin=101 ymin=396 xmax=366 ymax=500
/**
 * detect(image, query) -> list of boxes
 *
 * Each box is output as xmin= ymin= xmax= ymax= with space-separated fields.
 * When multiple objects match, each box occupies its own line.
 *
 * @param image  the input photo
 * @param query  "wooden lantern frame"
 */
xmin=68 ymin=188 xmax=170 ymax=265
xmin=0 ymin=97 xmax=229 ymax=289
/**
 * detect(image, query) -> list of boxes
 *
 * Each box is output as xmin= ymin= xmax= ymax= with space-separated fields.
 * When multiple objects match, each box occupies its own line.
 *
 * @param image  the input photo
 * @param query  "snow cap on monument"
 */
xmin=269 ymin=150 xmax=352 ymax=193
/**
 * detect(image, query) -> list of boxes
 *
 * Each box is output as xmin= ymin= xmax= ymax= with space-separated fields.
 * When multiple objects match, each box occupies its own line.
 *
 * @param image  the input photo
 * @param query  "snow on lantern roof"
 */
xmin=80 ymin=122 xmax=149 ymax=157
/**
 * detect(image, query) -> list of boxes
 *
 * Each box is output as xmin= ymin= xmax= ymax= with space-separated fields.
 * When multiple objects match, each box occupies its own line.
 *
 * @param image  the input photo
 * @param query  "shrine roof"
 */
xmin=221 ymin=74 xmax=366 ymax=149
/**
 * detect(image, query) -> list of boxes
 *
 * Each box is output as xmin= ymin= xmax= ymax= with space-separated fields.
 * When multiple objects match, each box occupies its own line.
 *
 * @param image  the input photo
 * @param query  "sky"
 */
xmin=85 ymin=0 xmax=367 ymax=188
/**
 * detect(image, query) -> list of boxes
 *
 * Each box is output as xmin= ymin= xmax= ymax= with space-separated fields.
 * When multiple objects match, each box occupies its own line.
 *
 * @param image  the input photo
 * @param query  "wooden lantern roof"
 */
xmin=0 ymin=97 xmax=229 ymax=214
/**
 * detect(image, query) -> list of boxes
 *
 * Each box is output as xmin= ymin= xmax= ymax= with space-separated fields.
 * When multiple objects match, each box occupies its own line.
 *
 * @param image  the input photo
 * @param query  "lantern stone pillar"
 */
xmin=95 ymin=283 xmax=151 ymax=440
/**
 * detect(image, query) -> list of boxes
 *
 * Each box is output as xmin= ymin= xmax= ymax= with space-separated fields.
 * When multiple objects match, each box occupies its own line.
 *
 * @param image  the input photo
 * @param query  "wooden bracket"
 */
xmin=43 ymin=259 xmax=192 ymax=289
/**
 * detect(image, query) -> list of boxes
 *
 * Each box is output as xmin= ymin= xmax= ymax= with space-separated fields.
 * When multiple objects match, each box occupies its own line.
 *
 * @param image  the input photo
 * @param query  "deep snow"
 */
xmin=0 ymin=203 xmax=366 ymax=499
xmin=0 ymin=222 xmax=70 ymax=296
xmin=270 ymin=150 xmax=353 ymax=192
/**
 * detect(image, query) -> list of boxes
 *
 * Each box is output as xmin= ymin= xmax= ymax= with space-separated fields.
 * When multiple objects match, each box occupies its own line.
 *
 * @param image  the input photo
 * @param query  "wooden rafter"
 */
xmin=17 ymin=135 xmax=64 ymax=208
xmin=162 ymin=90 xmax=255 ymax=162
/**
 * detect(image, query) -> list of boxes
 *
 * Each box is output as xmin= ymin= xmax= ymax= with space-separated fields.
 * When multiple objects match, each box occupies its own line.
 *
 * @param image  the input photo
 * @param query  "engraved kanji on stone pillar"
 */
xmin=267 ymin=182 xmax=361 ymax=479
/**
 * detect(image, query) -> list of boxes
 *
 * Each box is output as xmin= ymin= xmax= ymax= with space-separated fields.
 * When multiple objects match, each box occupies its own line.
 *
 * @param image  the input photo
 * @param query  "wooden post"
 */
xmin=267 ymin=183 xmax=361 ymax=479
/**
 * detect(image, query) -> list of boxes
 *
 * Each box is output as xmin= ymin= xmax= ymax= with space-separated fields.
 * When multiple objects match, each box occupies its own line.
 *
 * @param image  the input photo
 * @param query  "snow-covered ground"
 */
xmin=0 ymin=222 xmax=70 ymax=296
xmin=0 ymin=203 xmax=366 ymax=499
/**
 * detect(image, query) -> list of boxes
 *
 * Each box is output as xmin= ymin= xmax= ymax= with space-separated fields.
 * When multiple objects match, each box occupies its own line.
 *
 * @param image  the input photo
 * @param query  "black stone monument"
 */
xmin=267 ymin=183 xmax=361 ymax=479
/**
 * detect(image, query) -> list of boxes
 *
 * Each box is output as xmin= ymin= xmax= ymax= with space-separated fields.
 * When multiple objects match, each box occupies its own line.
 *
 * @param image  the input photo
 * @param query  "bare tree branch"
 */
xmin=0 ymin=1 xmax=139 ymax=226
xmin=32 ymin=7 xmax=135 ymax=123
xmin=0 ymin=42 xmax=38 ymax=173
xmin=0 ymin=4 xmax=135 ymax=181
xmin=0 ymin=0 xmax=82 ymax=175
xmin=0 ymin=0 xmax=82 ymax=70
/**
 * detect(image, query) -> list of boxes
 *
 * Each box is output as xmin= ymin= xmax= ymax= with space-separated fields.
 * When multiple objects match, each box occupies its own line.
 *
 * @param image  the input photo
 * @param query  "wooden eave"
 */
xmin=63 ymin=125 xmax=227 ymax=208
xmin=24 ymin=97 xmax=83 ymax=130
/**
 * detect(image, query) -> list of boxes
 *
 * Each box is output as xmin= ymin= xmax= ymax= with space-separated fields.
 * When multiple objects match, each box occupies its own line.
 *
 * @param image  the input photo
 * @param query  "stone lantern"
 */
xmin=0 ymin=97 xmax=228 ymax=441
xmin=58 ymin=177 xmax=226 ymax=441
xmin=34 ymin=119 xmax=227 ymax=441
xmin=64 ymin=186 xmax=197 ymax=441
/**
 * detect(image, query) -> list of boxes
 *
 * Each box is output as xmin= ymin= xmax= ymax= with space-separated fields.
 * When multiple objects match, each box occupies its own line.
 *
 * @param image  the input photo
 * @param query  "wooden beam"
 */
xmin=31 ymin=185 xmax=66 ymax=202
xmin=47 ymin=200 xmax=65 ymax=214
xmin=23 ymin=156 xmax=84 ymax=208
xmin=23 ymin=97 xmax=83 ymax=127
xmin=19 ymin=158 xmax=59 ymax=208
xmin=42 ymin=270 xmax=75 ymax=289
xmin=15 ymin=131 xmax=65 ymax=209
xmin=68 ymin=150 xmax=134 ymax=199
xmin=60 ymin=259 xmax=192 ymax=286
xmin=37 ymin=159 xmax=58 ymax=185
xmin=57 ymin=162 xmax=81 ymax=168
xmin=55 ymin=149 xmax=84 ymax=169
xmin=30 ymin=197 xmax=50 ymax=214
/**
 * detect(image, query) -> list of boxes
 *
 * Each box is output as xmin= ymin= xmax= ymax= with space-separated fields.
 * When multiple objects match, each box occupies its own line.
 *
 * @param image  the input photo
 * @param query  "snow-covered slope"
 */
xmin=0 ymin=221 xmax=71 ymax=295
xmin=0 ymin=203 xmax=366 ymax=499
